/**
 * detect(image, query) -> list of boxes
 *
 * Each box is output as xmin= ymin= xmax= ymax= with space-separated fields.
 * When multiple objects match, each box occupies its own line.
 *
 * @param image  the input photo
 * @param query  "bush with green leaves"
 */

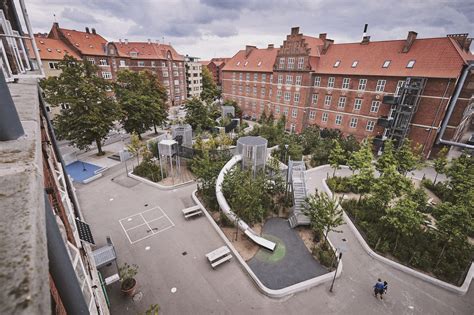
xmin=133 ymin=159 xmax=165 ymax=183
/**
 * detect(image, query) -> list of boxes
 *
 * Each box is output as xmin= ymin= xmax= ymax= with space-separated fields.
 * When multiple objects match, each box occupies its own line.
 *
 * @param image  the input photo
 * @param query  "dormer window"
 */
xmin=333 ymin=60 xmax=341 ymax=68
xmin=351 ymin=60 xmax=358 ymax=68
xmin=406 ymin=60 xmax=415 ymax=68
xmin=56 ymin=49 xmax=61 ymax=53
xmin=130 ymin=51 xmax=138 ymax=57
xmin=382 ymin=60 xmax=391 ymax=68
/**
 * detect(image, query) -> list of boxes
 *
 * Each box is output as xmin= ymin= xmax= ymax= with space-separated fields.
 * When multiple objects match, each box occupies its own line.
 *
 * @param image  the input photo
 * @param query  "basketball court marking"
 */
xmin=119 ymin=206 xmax=174 ymax=244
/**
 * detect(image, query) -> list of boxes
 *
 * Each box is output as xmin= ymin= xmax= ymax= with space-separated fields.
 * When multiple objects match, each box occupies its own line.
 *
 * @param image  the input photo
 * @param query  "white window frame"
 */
xmin=102 ymin=71 xmax=112 ymax=79
xmin=285 ymin=75 xmax=293 ymax=85
xmin=395 ymin=80 xmax=405 ymax=96
xmin=338 ymin=97 xmax=346 ymax=109
xmin=407 ymin=60 xmax=416 ymax=68
xmin=312 ymin=94 xmax=318 ymax=104
xmin=99 ymin=59 xmax=108 ymax=66
xmin=138 ymin=61 xmax=145 ymax=67
xmin=333 ymin=60 xmax=341 ymax=67
xmin=376 ymin=80 xmax=386 ymax=92
xmin=295 ymin=75 xmax=302 ymax=86
xmin=294 ymin=92 xmax=300 ymax=103
xmin=342 ymin=78 xmax=350 ymax=89
xmin=279 ymin=57 xmax=285 ymax=69
xmin=324 ymin=95 xmax=332 ymax=107
xmin=297 ymin=57 xmax=304 ymax=69
xmin=292 ymin=108 xmax=298 ymax=118
xmin=370 ymin=100 xmax=380 ymax=113
xmin=119 ymin=60 xmax=126 ymax=67
xmin=358 ymin=79 xmax=367 ymax=91
xmin=284 ymin=91 xmax=291 ymax=102
xmin=309 ymin=110 xmax=316 ymax=120
xmin=354 ymin=98 xmax=362 ymax=111
xmin=277 ymin=90 xmax=282 ymax=100
xmin=366 ymin=120 xmax=375 ymax=132
xmin=87 ymin=57 xmax=95 ymax=64
xmin=349 ymin=117 xmax=358 ymax=128
xmin=275 ymin=105 xmax=280 ymax=114
xmin=314 ymin=76 xmax=321 ymax=87
xmin=322 ymin=112 xmax=328 ymax=123
xmin=335 ymin=115 xmax=342 ymax=125
xmin=254 ymin=73 xmax=258 ymax=81
xmin=351 ymin=60 xmax=358 ymax=68
xmin=287 ymin=57 xmax=295 ymax=69
xmin=327 ymin=77 xmax=335 ymax=88
xmin=278 ymin=74 xmax=283 ymax=84
xmin=382 ymin=60 xmax=391 ymax=68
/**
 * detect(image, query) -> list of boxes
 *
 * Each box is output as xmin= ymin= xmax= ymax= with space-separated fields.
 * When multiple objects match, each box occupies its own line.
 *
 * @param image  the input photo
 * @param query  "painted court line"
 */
xmin=119 ymin=219 xmax=133 ymax=244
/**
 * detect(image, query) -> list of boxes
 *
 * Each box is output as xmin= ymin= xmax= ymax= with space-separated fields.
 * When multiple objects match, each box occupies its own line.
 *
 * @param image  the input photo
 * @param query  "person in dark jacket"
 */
xmin=374 ymin=279 xmax=385 ymax=299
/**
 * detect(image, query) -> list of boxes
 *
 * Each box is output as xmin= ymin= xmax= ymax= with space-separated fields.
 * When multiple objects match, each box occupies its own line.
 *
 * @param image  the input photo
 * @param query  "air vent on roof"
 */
xmin=75 ymin=43 xmax=79 ymax=47
xmin=67 ymin=33 xmax=71 ymax=36
xmin=56 ymin=49 xmax=61 ymax=53
xmin=382 ymin=60 xmax=391 ymax=68
xmin=85 ymin=35 xmax=89 ymax=39
xmin=352 ymin=60 xmax=358 ymax=68
xmin=333 ymin=60 xmax=340 ymax=68
xmin=89 ymin=44 xmax=93 ymax=48
xmin=406 ymin=60 xmax=415 ymax=68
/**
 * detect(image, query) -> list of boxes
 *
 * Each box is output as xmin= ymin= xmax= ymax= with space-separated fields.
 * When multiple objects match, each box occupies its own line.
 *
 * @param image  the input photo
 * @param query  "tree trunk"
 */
xmin=138 ymin=133 xmax=143 ymax=140
xmin=433 ymin=172 xmax=438 ymax=185
xmin=393 ymin=234 xmax=399 ymax=252
xmin=96 ymin=139 xmax=104 ymax=156
xmin=333 ymin=167 xmax=336 ymax=177
xmin=375 ymin=237 xmax=382 ymax=250
xmin=435 ymin=243 xmax=447 ymax=268
xmin=153 ymin=123 xmax=158 ymax=134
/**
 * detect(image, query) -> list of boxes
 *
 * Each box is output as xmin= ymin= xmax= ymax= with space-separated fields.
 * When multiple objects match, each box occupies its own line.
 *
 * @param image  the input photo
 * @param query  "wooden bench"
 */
xmin=205 ymin=246 xmax=232 ymax=269
xmin=182 ymin=205 xmax=203 ymax=220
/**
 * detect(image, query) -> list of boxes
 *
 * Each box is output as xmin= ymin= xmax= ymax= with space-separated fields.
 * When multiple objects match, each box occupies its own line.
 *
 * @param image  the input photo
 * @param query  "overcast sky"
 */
xmin=26 ymin=0 xmax=473 ymax=60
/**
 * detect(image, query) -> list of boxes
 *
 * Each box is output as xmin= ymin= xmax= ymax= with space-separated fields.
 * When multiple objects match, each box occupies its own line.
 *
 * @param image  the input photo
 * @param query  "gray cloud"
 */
xmin=28 ymin=0 xmax=473 ymax=59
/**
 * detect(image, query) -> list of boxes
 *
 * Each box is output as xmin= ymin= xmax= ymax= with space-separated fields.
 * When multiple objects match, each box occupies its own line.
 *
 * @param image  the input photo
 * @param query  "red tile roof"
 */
xmin=56 ymin=27 xmax=108 ymax=56
xmin=200 ymin=60 xmax=211 ymax=66
xmin=113 ymin=42 xmax=184 ymax=60
xmin=28 ymin=35 xmax=81 ymax=60
xmin=313 ymin=37 xmax=471 ymax=78
xmin=301 ymin=35 xmax=324 ymax=56
xmin=222 ymin=46 xmax=279 ymax=72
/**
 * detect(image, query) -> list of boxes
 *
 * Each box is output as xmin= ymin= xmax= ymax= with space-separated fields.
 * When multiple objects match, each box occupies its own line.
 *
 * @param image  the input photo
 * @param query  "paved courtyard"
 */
xmin=248 ymin=218 xmax=328 ymax=289
xmin=75 ymin=162 xmax=473 ymax=314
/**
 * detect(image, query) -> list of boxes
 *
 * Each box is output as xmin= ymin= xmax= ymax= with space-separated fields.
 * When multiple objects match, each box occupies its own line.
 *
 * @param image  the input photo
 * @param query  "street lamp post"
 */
xmin=329 ymin=252 xmax=343 ymax=293
xmin=284 ymin=144 xmax=289 ymax=198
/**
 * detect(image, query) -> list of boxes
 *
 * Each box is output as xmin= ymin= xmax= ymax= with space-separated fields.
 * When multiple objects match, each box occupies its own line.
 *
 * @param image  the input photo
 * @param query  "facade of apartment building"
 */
xmin=222 ymin=27 xmax=474 ymax=157
xmin=202 ymin=57 xmax=230 ymax=86
xmin=184 ymin=55 xmax=203 ymax=98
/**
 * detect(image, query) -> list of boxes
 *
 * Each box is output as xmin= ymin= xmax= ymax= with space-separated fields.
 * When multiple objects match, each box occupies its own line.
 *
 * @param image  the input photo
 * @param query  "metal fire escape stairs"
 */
xmin=376 ymin=77 xmax=427 ymax=150
xmin=288 ymin=160 xmax=311 ymax=228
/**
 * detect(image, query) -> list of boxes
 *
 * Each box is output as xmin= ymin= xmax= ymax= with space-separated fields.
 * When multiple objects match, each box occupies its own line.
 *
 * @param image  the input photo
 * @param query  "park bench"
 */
xmin=182 ymin=205 xmax=203 ymax=220
xmin=205 ymin=245 xmax=232 ymax=269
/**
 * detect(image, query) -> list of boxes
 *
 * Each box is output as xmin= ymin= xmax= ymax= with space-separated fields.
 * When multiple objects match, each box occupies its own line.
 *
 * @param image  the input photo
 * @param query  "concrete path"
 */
xmin=75 ymin=162 xmax=473 ymax=314
xmin=248 ymin=218 xmax=328 ymax=289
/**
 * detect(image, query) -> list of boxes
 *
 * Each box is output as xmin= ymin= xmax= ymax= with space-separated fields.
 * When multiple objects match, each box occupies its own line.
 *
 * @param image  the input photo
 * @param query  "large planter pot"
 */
xmin=121 ymin=278 xmax=137 ymax=297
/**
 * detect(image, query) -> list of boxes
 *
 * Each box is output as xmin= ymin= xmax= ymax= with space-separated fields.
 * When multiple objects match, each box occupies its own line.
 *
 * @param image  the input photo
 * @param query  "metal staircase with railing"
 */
xmin=288 ymin=160 xmax=310 ymax=228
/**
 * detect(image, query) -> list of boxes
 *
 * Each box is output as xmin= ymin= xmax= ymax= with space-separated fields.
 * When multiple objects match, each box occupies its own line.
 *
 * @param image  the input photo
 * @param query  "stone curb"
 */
xmin=128 ymin=172 xmax=195 ymax=190
xmin=191 ymin=189 xmax=342 ymax=299
xmin=308 ymin=164 xmax=473 ymax=295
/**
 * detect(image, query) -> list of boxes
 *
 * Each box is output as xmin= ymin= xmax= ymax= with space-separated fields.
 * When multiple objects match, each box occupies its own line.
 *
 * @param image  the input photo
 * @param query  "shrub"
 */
xmin=312 ymin=243 xmax=336 ymax=269
xmin=327 ymin=176 xmax=353 ymax=193
xmin=133 ymin=160 xmax=164 ymax=182
xmin=421 ymin=178 xmax=450 ymax=201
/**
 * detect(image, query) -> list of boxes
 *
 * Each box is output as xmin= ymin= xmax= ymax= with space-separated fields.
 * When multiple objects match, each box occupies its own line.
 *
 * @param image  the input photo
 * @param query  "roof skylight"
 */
xmin=333 ymin=60 xmax=341 ymax=67
xmin=236 ymin=61 xmax=240 ymax=66
xmin=244 ymin=61 xmax=248 ymax=66
xmin=406 ymin=60 xmax=416 ymax=68
xmin=351 ymin=60 xmax=358 ymax=68
xmin=382 ymin=60 xmax=391 ymax=68
xmin=257 ymin=61 xmax=262 ymax=67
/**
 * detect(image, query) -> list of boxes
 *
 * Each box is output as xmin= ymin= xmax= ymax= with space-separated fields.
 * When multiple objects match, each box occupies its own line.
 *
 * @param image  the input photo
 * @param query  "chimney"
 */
xmin=124 ymin=39 xmax=128 ymax=45
xmin=319 ymin=33 xmax=327 ymax=41
xmin=362 ymin=24 xmax=368 ymax=38
xmin=321 ymin=38 xmax=334 ymax=54
xmin=291 ymin=26 xmax=300 ymax=36
xmin=91 ymin=28 xmax=96 ymax=35
xmin=402 ymin=31 xmax=417 ymax=53
xmin=268 ymin=44 xmax=274 ymax=49
xmin=147 ymin=38 xmax=151 ymax=44
xmin=361 ymin=36 xmax=370 ymax=45
xmin=85 ymin=27 xmax=90 ymax=33
xmin=245 ymin=45 xmax=256 ymax=56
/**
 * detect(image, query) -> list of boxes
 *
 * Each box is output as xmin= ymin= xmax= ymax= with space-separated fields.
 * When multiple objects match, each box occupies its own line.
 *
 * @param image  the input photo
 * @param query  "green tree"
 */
xmin=348 ymin=139 xmax=375 ymax=197
xmin=201 ymin=67 xmax=219 ymax=103
xmin=303 ymin=192 xmax=344 ymax=244
xmin=114 ymin=70 xmax=167 ymax=139
xmin=395 ymin=140 xmax=422 ymax=175
xmin=445 ymin=153 xmax=474 ymax=208
xmin=40 ymin=55 xmax=118 ymax=155
xmin=300 ymin=126 xmax=321 ymax=155
xmin=329 ymin=139 xmax=345 ymax=176
xmin=185 ymin=97 xmax=214 ymax=132
xmin=127 ymin=132 xmax=145 ymax=164
xmin=433 ymin=147 xmax=449 ymax=184
xmin=376 ymin=140 xmax=397 ymax=174
xmin=380 ymin=198 xmax=423 ymax=252
xmin=372 ymin=164 xmax=411 ymax=208
xmin=340 ymin=135 xmax=360 ymax=161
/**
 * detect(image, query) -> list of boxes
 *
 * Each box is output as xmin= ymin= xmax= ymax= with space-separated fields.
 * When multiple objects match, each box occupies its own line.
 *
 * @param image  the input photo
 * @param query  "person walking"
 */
xmin=383 ymin=281 xmax=388 ymax=295
xmin=374 ymin=279 xmax=385 ymax=300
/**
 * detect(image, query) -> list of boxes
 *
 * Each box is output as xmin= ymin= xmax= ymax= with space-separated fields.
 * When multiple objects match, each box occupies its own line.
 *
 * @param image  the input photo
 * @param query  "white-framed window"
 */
xmin=246 ymin=73 xmax=250 ymax=81
xmin=270 ymin=74 xmax=273 ymax=82
xmin=254 ymin=73 xmax=258 ymax=81
xmin=297 ymin=57 xmax=304 ymax=69
xmin=295 ymin=75 xmax=302 ymax=86
xmin=252 ymin=101 xmax=256 ymax=110
xmin=354 ymin=98 xmax=362 ymax=111
xmin=314 ymin=76 xmax=321 ymax=87
xmin=279 ymin=57 xmax=285 ymax=69
xmin=287 ymin=57 xmax=295 ymax=69
xmin=261 ymin=88 xmax=265 ymax=97
xmin=278 ymin=74 xmax=283 ymax=84
xmin=328 ymin=77 xmax=335 ymax=88
xmin=102 ymin=71 xmax=112 ymax=79
xmin=99 ymin=59 xmax=108 ymax=66
xmin=161 ymin=61 xmax=167 ymax=67
xmin=324 ymin=95 xmax=332 ymax=107
xmin=322 ymin=112 xmax=328 ymax=123
xmin=173 ymin=71 xmax=179 ymax=77
xmin=253 ymin=86 xmax=257 ymax=95
xmin=294 ymin=92 xmax=300 ymax=103
xmin=407 ymin=60 xmax=416 ymax=68
xmin=239 ymin=73 xmax=243 ymax=80
xmin=262 ymin=74 xmax=266 ymax=82
xmin=48 ymin=61 xmax=59 ymax=70
xmin=366 ymin=120 xmax=375 ymax=132
xmin=151 ymin=61 xmax=156 ymax=67
xmin=163 ymin=71 xmax=169 ymax=77
xmin=245 ymin=86 xmax=250 ymax=94
xmin=395 ymin=80 xmax=405 ymax=96
xmin=119 ymin=60 xmax=126 ymax=67
xmin=275 ymin=105 xmax=280 ymax=113
xmin=349 ymin=117 xmax=358 ymax=128
xmin=338 ymin=97 xmax=346 ymax=109
xmin=382 ymin=60 xmax=391 ymax=68
xmin=286 ymin=75 xmax=293 ymax=85
xmin=130 ymin=51 xmax=138 ymax=57
xmin=290 ymin=123 xmax=296 ymax=133
xmin=283 ymin=107 xmax=289 ymax=116
xmin=370 ymin=100 xmax=380 ymax=113
xmin=333 ymin=60 xmax=341 ymax=67
xmin=260 ymin=102 xmax=265 ymax=111
xmin=342 ymin=78 xmax=350 ymax=89
xmin=352 ymin=60 xmax=358 ymax=68
xmin=138 ymin=61 xmax=145 ymax=67
xmin=232 ymin=72 xmax=236 ymax=80
xmin=239 ymin=85 xmax=243 ymax=93
xmin=284 ymin=91 xmax=291 ymax=102
xmin=277 ymin=90 xmax=282 ymax=100
xmin=309 ymin=110 xmax=316 ymax=120
xmin=87 ymin=57 xmax=95 ymax=64
xmin=292 ymin=108 xmax=298 ymax=118
xmin=269 ymin=88 xmax=272 ymax=96
xmin=335 ymin=115 xmax=342 ymax=125
xmin=358 ymin=79 xmax=367 ymax=91
xmin=376 ymin=80 xmax=386 ymax=92
xmin=312 ymin=94 xmax=318 ymax=104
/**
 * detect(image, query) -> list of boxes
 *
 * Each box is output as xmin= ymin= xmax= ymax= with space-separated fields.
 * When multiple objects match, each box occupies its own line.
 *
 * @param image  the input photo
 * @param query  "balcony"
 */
xmin=377 ymin=116 xmax=393 ymax=128
xmin=382 ymin=95 xmax=399 ymax=105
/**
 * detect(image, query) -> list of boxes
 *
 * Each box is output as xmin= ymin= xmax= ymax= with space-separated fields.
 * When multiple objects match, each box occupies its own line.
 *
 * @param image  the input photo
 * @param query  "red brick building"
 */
xmin=202 ymin=57 xmax=231 ymax=86
xmin=222 ymin=27 xmax=474 ymax=157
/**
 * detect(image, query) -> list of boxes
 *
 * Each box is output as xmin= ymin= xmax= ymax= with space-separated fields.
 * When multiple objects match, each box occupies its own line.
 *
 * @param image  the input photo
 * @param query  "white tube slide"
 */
xmin=216 ymin=155 xmax=276 ymax=251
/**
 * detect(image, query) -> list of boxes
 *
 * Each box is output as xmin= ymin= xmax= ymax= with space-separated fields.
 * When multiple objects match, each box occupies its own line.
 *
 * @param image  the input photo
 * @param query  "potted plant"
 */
xmin=119 ymin=263 xmax=139 ymax=296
